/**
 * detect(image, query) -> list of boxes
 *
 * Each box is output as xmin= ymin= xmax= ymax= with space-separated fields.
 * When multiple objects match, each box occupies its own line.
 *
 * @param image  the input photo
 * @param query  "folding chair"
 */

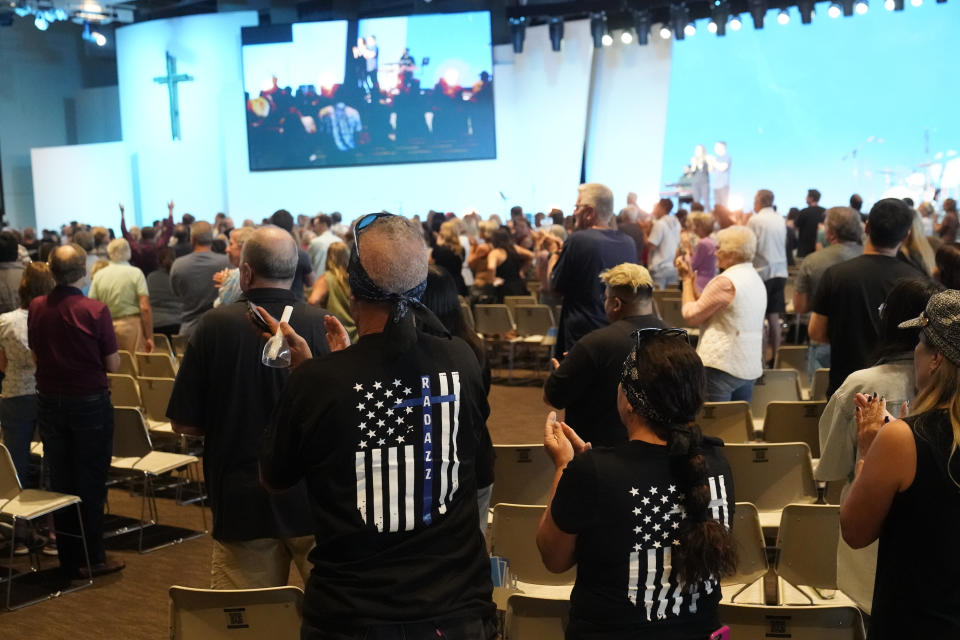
xmin=514 ymin=305 xmax=556 ymax=376
xmin=169 ymin=585 xmax=303 ymax=640
xmin=504 ymin=295 xmax=537 ymax=319
xmin=723 ymin=443 xmax=818 ymax=531
xmin=108 ymin=373 xmax=142 ymax=408
xmin=656 ymin=297 xmax=687 ymax=329
xmin=0 ymin=444 xmax=92 ymax=609
xmin=719 ymin=603 xmax=866 ymax=640
xmin=460 ymin=301 xmax=474 ymax=332
xmin=108 ymin=407 xmax=206 ymax=552
xmin=117 ymin=350 xmax=138 ymax=377
xmin=504 ymin=594 xmax=569 ymax=640
xmin=697 ymin=402 xmax=753 ymax=444
xmin=490 ymin=444 xmax=556 ymax=507
xmin=762 ymin=401 xmax=826 ymax=457
xmin=153 ymin=333 xmax=174 ymax=357
xmin=750 ymin=370 xmax=802 ymax=427
xmin=775 ymin=504 xmax=852 ymax=605
xmin=171 ymin=334 xmax=189 ymax=358
xmin=811 ymin=368 xmax=830 ymax=401
xmin=474 ymin=305 xmax=520 ymax=381
xmin=652 ymin=288 xmax=681 ymax=308
xmin=721 ymin=502 xmax=768 ymax=604
xmin=137 ymin=376 xmax=176 ymax=434
xmin=136 ymin=352 xmax=178 ymax=378
xmin=490 ymin=504 xmax=575 ymax=597
xmin=775 ymin=345 xmax=811 ymax=391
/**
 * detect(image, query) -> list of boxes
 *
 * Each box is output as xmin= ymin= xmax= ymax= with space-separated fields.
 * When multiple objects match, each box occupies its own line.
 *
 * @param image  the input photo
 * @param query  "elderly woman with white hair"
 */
xmin=675 ymin=225 xmax=766 ymax=401
xmin=89 ymin=237 xmax=154 ymax=354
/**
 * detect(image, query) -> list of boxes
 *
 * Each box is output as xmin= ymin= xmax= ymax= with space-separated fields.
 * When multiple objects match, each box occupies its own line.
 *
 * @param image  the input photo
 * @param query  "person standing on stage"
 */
xmin=711 ymin=141 xmax=731 ymax=208
xmin=687 ymin=145 xmax=710 ymax=211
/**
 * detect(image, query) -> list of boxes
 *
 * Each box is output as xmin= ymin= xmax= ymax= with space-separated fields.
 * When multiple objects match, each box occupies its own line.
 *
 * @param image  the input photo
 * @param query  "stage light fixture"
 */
xmin=601 ymin=33 xmax=613 ymax=46
xmin=620 ymin=30 xmax=633 ymax=44
xmin=659 ymin=24 xmax=672 ymax=39
xmin=34 ymin=14 xmax=48 ymax=29
xmin=548 ymin=17 xmax=564 ymax=52
xmin=777 ymin=9 xmax=790 ymax=23
xmin=884 ymin=0 xmax=903 ymax=7
xmin=590 ymin=12 xmax=608 ymax=49
xmin=711 ymin=1 xmax=730 ymax=35
xmin=748 ymin=0 xmax=768 ymax=28
xmin=670 ymin=3 xmax=692 ymax=40
xmin=707 ymin=19 xmax=718 ymax=32
xmin=92 ymin=30 xmax=106 ymax=46
xmin=633 ymin=9 xmax=650 ymax=45
xmin=14 ymin=5 xmax=30 ymax=17
xmin=797 ymin=0 xmax=816 ymax=22
xmin=684 ymin=22 xmax=696 ymax=36
xmin=910 ymin=0 xmax=922 ymax=5
xmin=729 ymin=14 xmax=743 ymax=29
xmin=828 ymin=2 xmax=843 ymax=17
xmin=855 ymin=0 xmax=870 ymax=12
xmin=509 ymin=17 xmax=526 ymax=54
xmin=839 ymin=0 xmax=857 ymax=14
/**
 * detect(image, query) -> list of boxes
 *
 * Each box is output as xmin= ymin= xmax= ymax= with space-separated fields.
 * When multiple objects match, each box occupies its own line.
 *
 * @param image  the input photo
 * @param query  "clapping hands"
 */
xmin=543 ymin=411 xmax=590 ymax=469
xmin=854 ymin=392 xmax=908 ymax=457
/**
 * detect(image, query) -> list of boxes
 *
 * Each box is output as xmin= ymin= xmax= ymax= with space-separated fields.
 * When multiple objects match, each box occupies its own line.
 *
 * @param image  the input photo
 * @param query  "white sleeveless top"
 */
xmin=696 ymin=261 xmax=767 ymax=380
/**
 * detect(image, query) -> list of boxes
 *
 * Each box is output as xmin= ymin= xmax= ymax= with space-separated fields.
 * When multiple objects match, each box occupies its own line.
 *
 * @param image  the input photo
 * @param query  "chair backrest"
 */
xmin=474 ymin=304 xmax=515 ymax=335
xmin=460 ymin=302 xmax=475 ymax=332
xmin=504 ymin=295 xmax=537 ymax=317
xmin=811 ymin=368 xmax=830 ymax=401
xmin=138 ymin=376 xmax=176 ymax=423
xmin=775 ymin=345 xmax=811 ymax=390
xmin=697 ymin=401 xmax=753 ymax=444
xmin=108 ymin=373 xmax=142 ymax=408
xmin=656 ymin=297 xmax=686 ymax=329
xmin=652 ymin=288 xmax=681 ymax=306
xmin=117 ymin=350 xmax=138 ymax=377
xmin=719 ymin=603 xmax=866 ymax=640
xmin=136 ymin=352 xmax=178 ymax=378
xmin=514 ymin=304 xmax=555 ymax=337
xmin=491 ymin=504 xmax=576 ymax=586
xmin=113 ymin=406 xmax=153 ymax=458
xmin=723 ymin=502 xmax=769 ymax=587
xmin=504 ymin=594 xmax=569 ymax=640
xmin=0 ymin=443 xmax=22 ymax=499
xmin=762 ymin=401 xmax=826 ymax=457
xmin=490 ymin=444 xmax=556 ymax=507
xmin=750 ymin=369 xmax=801 ymax=418
xmin=169 ymin=585 xmax=303 ymax=640
xmin=723 ymin=443 xmax=818 ymax=512
xmin=153 ymin=333 xmax=174 ymax=357
xmin=171 ymin=334 xmax=189 ymax=357
xmin=776 ymin=504 xmax=840 ymax=590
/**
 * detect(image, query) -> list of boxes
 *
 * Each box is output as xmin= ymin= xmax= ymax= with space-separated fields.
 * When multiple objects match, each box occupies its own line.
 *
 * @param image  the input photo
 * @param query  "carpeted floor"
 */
xmin=0 ymin=383 xmax=549 ymax=639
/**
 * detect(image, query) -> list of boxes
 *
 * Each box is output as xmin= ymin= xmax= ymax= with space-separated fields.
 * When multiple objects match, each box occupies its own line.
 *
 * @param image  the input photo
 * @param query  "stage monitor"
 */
xmin=241 ymin=11 xmax=496 ymax=172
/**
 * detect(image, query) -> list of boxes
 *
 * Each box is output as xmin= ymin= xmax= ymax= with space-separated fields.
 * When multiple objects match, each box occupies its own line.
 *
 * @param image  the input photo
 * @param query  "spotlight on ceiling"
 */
xmin=590 ymin=12 xmax=607 ymax=49
xmin=798 ymin=0 xmax=816 ymax=21
xmin=884 ymin=0 xmax=904 ymax=8
xmin=620 ymin=30 xmax=633 ymax=44
xmin=601 ymin=33 xmax=613 ymax=46
xmin=670 ymin=3 xmax=692 ymax=40
xmin=711 ymin=0 xmax=730 ymax=35
xmin=748 ymin=0 xmax=768 ymax=28
xmin=92 ymin=30 xmax=106 ymax=46
xmin=840 ymin=0 xmax=857 ymax=14
xmin=659 ymin=24 xmax=672 ymax=39
xmin=633 ymin=9 xmax=650 ymax=45
xmin=707 ymin=19 xmax=718 ymax=33
xmin=548 ymin=17 xmax=564 ymax=52
xmin=509 ymin=17 xmax=526 ymax=54
xmin=729 ymin=14 xmax=743 ymax=29
xmin=828 ymin=2 xmax=843 ymax=17
xmin=910 ymin=0 xmax=922 ymax=6
xmin=34 ymin=14 xmax=48 ymax=30
xmin=855 ymin=0 xmax=870 ymax=13
xmin=777 ymin=8 xmax=790 ymax=23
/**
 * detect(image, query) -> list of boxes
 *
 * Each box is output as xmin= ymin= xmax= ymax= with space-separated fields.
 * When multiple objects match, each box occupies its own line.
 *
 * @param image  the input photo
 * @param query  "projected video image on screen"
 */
xmin=242 ymin=11 xmax=495 ymax=171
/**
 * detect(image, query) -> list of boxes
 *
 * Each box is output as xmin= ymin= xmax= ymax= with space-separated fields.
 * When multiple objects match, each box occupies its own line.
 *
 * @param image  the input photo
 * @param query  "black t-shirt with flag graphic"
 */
xmin=551 ymin=440 xmax=734 ymax=640
xmin=260 ymin=316 xmax=494 ymax=630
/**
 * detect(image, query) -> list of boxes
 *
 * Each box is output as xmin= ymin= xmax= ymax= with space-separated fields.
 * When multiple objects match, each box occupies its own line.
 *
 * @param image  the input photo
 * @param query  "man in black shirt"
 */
xmin=168 ymin=226 xmax=330 ymax=588
xmin=269 ymin=209 xmax=315 ymax=301
xmin=548 ymin=183 xmax=638 ymax=358
xmin=544 ymin=263 xmax=663 ymax=447
xmin=260 ymin=214 xmax=494 ymax=639
xmin=795 ymin=188 xmax=826 ymax=258
xmin=810 ymin=198 xmax=927 ymax=396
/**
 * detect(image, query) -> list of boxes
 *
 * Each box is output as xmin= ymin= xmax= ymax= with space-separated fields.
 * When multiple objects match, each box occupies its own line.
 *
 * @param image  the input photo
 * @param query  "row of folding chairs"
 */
xmin=472 ymin=304 xmax=556 ymax=339
xmin=117 ymin=349 xmax=179 ymax=380
xmin=699 ymin=400 xmax=826 ymax=455
xmin=108 ymin=373 xmax=176 ymax=439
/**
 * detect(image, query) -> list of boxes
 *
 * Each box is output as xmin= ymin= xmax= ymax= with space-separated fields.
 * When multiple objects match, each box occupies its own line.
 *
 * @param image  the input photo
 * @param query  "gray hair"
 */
xmin=241 ymin=225 xmax=298 ymax=282
xmin=107 ymin=237 xmax=132 ymax=262
xmin=825 ymin=207 xmax=863 ymax=243
xmin=359 ymin=216 xmax=428 ymax=294
xmin=578 ymin=183 xmax=614 ymax=222
xmin=716 ymin=225 xmax=757 ymax=263
xmin=191 ymin=221 xmax=213 ymax=246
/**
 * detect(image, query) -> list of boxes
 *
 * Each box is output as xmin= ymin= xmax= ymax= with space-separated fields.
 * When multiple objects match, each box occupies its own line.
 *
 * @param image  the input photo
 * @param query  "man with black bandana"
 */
xmin=260 ymin=214 xmax=495 ymax=639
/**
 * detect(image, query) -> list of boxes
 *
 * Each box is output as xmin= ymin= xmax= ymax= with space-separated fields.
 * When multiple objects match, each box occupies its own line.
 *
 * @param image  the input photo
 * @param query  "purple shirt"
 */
xmin=28 ymin=286 xmax=118 ymax=395
xmin=691 ymin=237 xmax=717 ymax=292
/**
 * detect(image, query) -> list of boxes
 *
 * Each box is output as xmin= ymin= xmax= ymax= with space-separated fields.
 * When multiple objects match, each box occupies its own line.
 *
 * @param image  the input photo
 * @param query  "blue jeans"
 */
xmin=302 ymin=614 xmax=497 ymax=640
xmin=0 ymin=394 xmax=38 ymax=488
xmin=808 ymin=343 xmax=831 ymax=381
xmin=705 ymin=367 xmax=755 ymax=402
xmin=38 ymin=391 xmax=113 ymax=570
xmin=650 ymin=263 xmax=679 ymax=290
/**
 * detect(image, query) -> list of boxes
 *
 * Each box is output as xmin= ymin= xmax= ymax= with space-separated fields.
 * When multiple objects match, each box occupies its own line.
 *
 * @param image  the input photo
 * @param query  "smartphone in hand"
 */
xmin=247 ymin=301 xmax=271 ymax=333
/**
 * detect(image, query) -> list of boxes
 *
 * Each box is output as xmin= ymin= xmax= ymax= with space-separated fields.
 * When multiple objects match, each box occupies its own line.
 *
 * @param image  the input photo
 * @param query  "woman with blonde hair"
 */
xmin=841 ymin=289 xmax=960 ymax=638
xmin=308 ymin=242 xmax=356 ymax=341
xmin=468 ymin=220 xmax=499 ymax=302
xmin=899 ymin=210 xmax=936 ymax=276
xmin=431 ymin=220 xmax=467 ymax=295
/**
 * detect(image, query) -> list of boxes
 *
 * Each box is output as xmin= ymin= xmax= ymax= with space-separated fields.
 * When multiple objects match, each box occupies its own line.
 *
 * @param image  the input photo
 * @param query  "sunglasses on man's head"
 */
xmin=631 ymin=327 xmax=690 ymax=349
xmin=353 ymin=212 xmax=396 ymax=256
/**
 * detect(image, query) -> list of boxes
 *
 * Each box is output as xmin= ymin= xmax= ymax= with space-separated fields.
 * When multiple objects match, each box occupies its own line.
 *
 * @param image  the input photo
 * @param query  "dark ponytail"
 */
xmin=620 ymin=333 xmax=737 ymax=586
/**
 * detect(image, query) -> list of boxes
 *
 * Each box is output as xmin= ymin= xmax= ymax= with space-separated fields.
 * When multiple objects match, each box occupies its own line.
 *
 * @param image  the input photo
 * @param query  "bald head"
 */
xmin=357 ymin=216 xmax=428 ymax=296
xmin=49 ymin=244 xmax=87 ymax=286
xmin=240 ymin=225 xmax=298 ymax=289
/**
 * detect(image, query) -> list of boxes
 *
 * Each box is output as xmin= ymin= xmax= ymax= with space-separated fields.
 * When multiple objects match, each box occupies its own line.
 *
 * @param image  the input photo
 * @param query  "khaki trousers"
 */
xmin=210 ymin=535 xmax=315 ymax=589
xmin=113 ymin=315 xmax=144 ymax=354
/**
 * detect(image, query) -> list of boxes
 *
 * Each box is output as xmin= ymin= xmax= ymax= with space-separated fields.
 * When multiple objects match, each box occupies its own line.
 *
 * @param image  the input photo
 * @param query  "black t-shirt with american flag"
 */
xmin=551 ymin=439 xmax=734 ymax=639
xmin=260 ymin=317 xmax=494 ymax=630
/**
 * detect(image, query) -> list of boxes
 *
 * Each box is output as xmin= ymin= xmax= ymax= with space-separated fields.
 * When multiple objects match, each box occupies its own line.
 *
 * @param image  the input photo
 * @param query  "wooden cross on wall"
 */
xmin=153 ymin=52 xmax=194 ymax=141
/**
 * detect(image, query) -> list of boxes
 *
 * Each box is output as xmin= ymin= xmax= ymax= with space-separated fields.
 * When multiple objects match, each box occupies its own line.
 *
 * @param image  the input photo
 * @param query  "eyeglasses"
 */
xmin=353 ymin=212 xmax=395 ymax=256
xmin=631 ymin=327 xmax=690 ymax=350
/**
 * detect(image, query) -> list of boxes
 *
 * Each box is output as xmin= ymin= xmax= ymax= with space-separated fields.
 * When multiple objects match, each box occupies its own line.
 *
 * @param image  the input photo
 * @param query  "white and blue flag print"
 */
xmin=353 ymin=372 xmax=462 ymax=533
